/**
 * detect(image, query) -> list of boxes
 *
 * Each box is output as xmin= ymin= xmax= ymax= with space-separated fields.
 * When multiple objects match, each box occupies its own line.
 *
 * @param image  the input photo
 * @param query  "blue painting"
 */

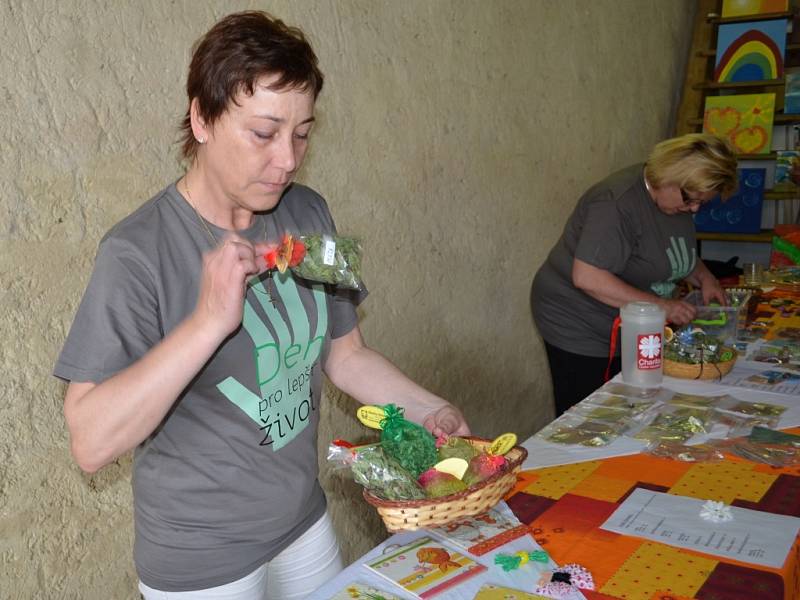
xmin=785 ymin=70 xmax=800 ymax=114
xmin=715 ymin=19 xmax=787 ymax=82
xmin=774 ymin=150 xmax=800 ymax=190
xmin=694 ymin=168 xmax=765 ymax=233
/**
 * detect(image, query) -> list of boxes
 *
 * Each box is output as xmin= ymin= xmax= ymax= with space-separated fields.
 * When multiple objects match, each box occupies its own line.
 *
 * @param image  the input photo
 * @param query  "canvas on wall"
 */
xmin=774 ymin=150 xmax=800 ymax=191
xmin=722 ymin=0 xmax=788 ymax=18
xmin=703 ymin=93 xmax=775 ymax=154
xmin=784 ymin=68 xmax=800 ymax=113
xmin=714 ymin=19 xmax=786 ymax=82
xmin=694 ymin=168 xmax=766 ymax=234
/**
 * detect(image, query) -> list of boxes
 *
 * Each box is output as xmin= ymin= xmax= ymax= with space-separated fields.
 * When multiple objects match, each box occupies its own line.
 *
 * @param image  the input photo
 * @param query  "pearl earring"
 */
xmin=197 ymin=137 xmax=206 ymax=144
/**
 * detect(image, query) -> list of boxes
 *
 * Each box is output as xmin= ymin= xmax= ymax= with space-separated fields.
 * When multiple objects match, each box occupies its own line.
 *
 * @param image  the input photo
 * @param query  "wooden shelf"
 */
xmin=698 ymin=42 xmax=800 ymax=57
xmin=764 ymin=188 xmax=800 ymax=199
xmin=688 ymin=113 xmax=800 ymax=126
xmin=692 ymin=78 xmax=784 ymax=90
xmin=737 ymin=152 xmax=777 ymax=160
xmin=707 ymin=11 xmax=793 ymax=24
xmin=697 ymin=230 xmax=775 ymax=242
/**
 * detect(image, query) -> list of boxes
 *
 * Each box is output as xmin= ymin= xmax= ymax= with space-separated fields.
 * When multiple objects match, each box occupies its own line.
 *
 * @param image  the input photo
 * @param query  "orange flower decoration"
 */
xmin=263 ymin=234 xmax=306 ymax=273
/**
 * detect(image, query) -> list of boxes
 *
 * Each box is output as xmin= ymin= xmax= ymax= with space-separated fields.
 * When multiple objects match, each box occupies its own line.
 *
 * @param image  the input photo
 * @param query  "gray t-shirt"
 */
xmin=54 ymin=182 xmax=365 ymax=591
xmin=531 ymin=164 xmax=696 ymax=356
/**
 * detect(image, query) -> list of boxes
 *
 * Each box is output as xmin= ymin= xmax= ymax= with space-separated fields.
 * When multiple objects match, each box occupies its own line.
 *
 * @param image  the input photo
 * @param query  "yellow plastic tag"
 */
xmin=488 ymin=433 xmax=517 ymax=456
xmin=433 ymin=457 xmax=469 ymax=480
xmin=356 ymin=405 xmax=387 ymax=430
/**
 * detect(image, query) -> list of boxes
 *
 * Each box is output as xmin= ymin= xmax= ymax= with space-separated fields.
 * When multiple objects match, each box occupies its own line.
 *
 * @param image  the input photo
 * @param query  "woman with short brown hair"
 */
xmin=55 ymin=11 xmax=469 ymax=599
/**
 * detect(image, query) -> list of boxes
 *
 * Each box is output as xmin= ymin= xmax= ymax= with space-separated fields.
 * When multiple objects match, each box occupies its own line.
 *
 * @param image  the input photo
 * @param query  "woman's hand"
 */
xmin=193 ymin=235 xmax=261 ymax=339
xmin=659 ymin=298 xmax=697 ymax=326
xmin=700 ymin=276 xmax=727 ymax=306
xmin=421 ymin=404 xmax=471 ymax=437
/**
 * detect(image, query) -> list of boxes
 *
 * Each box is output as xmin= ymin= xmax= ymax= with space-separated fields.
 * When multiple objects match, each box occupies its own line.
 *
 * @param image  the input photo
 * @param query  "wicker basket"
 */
xmin=362 ymin=436 xmax=527 ymax=532
xmin=663 ymin=349 xmax=736 ymax=380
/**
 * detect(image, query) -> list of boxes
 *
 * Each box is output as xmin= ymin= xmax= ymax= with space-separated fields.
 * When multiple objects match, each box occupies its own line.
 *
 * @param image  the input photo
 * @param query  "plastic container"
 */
xmin=620 ymin=302 xmax=666 ymax=388
xmin=681 ymin=289 xmax=751 ymax=344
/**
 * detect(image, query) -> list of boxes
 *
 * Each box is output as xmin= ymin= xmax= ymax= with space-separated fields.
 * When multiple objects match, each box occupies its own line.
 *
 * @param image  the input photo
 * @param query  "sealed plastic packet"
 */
xmin=710 ymin=438 xmax=800 ymax=467
xmin=668 ymin=392 xmax=728 ymax=408
xmin=379 ymin=404 xmax=438 ymax=478
xmin=536 ymin=414 xmax=627 ymax=447
xmin=749 ymin=426 xmax=800 ymax=447
xmin=712 ymin=409 xmax=780 ymax=437
xmin=576 ymin=392 xmax=659 ymax=426
xmin=716 ymin=397 xmax=787 ymax=418
xmin=629 ymin=405 xmax=716 ymax=443
xmin=291 ymin=233 xmax=364 ymax=290
xmin=600 ymin=382 xmax=674 ymax=402
xmin=326 ymin=442 xmax=425 ymax=500
xmin=645 ymin=440 xmax=725 ymax=462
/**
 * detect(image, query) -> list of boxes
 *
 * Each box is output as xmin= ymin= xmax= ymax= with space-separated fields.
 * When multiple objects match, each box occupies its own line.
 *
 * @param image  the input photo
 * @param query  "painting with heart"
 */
xmin=703 ymin=93 xmax=775 ymax=154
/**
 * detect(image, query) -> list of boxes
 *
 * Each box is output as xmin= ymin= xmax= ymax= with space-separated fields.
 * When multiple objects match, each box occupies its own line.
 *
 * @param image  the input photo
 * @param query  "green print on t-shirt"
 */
xmin=650 ymin=236 xmax=696 ymax=298
xmin=216 ymin=272 xmax=328 ymax=451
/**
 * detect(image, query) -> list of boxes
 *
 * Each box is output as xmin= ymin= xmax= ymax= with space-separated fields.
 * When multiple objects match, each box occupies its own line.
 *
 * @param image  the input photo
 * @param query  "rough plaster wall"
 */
xmin=0 ymin=1 xmax=692 ymax=597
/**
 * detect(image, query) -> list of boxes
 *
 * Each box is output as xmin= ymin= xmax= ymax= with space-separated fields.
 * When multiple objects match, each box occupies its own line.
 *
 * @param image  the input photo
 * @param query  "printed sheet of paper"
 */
xmin=600 ymin=489 xmax=800 ymax=568
xmin=722 ymin=366 xmax=800 ymax=395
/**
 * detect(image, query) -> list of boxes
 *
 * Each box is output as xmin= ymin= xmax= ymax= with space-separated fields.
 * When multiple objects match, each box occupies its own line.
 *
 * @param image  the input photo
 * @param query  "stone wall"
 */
xmin=0 ymin=1 xmax=692 ymax=597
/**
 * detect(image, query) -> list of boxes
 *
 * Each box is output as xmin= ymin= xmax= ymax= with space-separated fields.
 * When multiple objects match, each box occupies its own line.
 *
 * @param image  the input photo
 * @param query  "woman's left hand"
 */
xmin=701 ymin=276 xmax=727 ymax=306
xmin=422 ymin=404 xmax=471 ymax=437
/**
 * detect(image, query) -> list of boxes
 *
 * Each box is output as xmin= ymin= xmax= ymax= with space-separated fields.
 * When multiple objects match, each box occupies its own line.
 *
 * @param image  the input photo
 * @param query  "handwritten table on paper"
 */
xmin=600 ymin=489 xmax=800 ymax=569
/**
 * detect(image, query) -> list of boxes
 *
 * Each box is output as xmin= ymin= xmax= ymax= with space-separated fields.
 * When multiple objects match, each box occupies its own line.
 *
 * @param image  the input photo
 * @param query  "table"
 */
xmin=313 ymin=373 xmax=799 ymax=600
xmin=314 ymin=310 xmax=800 ymax=600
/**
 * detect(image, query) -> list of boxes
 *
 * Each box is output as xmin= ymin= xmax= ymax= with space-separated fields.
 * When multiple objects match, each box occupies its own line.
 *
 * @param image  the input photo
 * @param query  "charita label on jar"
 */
xmin=620 ymin=302 xmax=666 ymax=388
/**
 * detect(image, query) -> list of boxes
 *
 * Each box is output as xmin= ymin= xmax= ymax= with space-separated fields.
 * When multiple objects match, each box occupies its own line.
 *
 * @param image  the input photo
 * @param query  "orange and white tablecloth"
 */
xmin=505 ymin=428 xmax=800 ymax=600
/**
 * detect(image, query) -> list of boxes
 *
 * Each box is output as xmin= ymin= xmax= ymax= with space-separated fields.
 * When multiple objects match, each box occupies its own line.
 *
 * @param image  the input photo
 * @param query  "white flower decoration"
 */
xmin=700 ymin=500 xmax=733 ymax=523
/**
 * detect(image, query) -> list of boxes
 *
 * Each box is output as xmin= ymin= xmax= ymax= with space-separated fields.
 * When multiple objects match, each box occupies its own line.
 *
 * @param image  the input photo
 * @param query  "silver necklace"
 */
xmin=182 ymin=178 xmax=279 ymax=305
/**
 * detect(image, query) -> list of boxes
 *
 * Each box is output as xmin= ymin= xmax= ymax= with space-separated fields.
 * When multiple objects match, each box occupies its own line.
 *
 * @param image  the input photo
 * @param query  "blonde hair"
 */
xmin=644 ymin=133 xmax=738 ymax=198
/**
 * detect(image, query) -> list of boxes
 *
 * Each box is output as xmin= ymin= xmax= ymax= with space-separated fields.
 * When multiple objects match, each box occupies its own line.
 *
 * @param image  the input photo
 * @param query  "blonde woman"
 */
xmin=531 ymin=133 xmax=737 ymax=415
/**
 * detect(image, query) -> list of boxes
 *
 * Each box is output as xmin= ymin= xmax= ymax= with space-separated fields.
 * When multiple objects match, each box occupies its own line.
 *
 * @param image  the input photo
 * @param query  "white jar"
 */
xmin=620 ymin=302 xmax=666 ymax=388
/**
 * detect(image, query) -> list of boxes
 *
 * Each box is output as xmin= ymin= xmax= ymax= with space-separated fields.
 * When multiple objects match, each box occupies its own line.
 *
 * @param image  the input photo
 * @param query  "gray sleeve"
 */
xmin=573 ymin=196 xmax=633 ymax=274
xmin=330 ymin=285 xmax=367 ymax=338
xmin=54 ymin=237 xmax=161 ymax=383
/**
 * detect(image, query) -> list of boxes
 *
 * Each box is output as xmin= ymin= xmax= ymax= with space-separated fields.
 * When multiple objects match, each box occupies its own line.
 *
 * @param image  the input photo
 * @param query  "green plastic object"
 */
xmin=379 ymin=404 xmax=438 ymax=478
xmin=692 ymin=312 xmax=728 ymax=326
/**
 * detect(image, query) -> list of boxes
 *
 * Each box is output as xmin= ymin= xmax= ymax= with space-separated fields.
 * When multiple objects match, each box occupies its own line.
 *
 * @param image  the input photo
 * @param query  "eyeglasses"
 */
xmin=680 ymin=188 xmax=705 ymax=207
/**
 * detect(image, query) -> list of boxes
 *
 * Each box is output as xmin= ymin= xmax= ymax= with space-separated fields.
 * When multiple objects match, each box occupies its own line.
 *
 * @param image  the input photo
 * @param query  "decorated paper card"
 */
xmin=329 ymin=583 xmax=403 ymax=600
xmin=722 ymin=0 xmax=788 ymax=17
xmin=429 ymin=507 xmax=529 ymax=556
xmin=366 ymin=536 xmax=486 ymax=598
xmin=601 ymin=489 xmax=800 ymax=568
xmin=694 ymin=168 xmax=765 ymax=233
xmin=703 ymin=93 xmax=775 ymax=154
xmin=473 ymin=584 xmax=551 ymax=600
xmin=714 ymin=19 xmax=786 ymax=82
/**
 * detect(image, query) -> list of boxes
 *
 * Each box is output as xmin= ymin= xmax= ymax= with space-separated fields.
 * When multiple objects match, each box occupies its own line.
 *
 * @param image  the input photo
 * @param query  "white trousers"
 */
xmin=138 ymin=512 xmax=343 ymax=600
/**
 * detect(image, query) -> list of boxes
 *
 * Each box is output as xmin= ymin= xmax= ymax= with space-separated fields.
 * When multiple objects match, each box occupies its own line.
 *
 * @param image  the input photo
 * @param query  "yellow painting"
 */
xmin=473 ymin=584 xmax=551 ymax=600
xmin=722 ymin=0 xmax=788 ymax=17
xmin=703 ymin=93 xmax=775 ymax=154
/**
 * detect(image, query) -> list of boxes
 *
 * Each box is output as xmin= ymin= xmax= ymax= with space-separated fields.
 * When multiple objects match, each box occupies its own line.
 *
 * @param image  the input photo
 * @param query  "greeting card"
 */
xmin=429 ymin=507 xmax=529 ymax=556
xmin=473 ymin=584 xmax=551 ymax=600
xmin=366 ymin=536 xmax=486 ymax=598
xmin=329 ymin=583 xmax=403 ymax=600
